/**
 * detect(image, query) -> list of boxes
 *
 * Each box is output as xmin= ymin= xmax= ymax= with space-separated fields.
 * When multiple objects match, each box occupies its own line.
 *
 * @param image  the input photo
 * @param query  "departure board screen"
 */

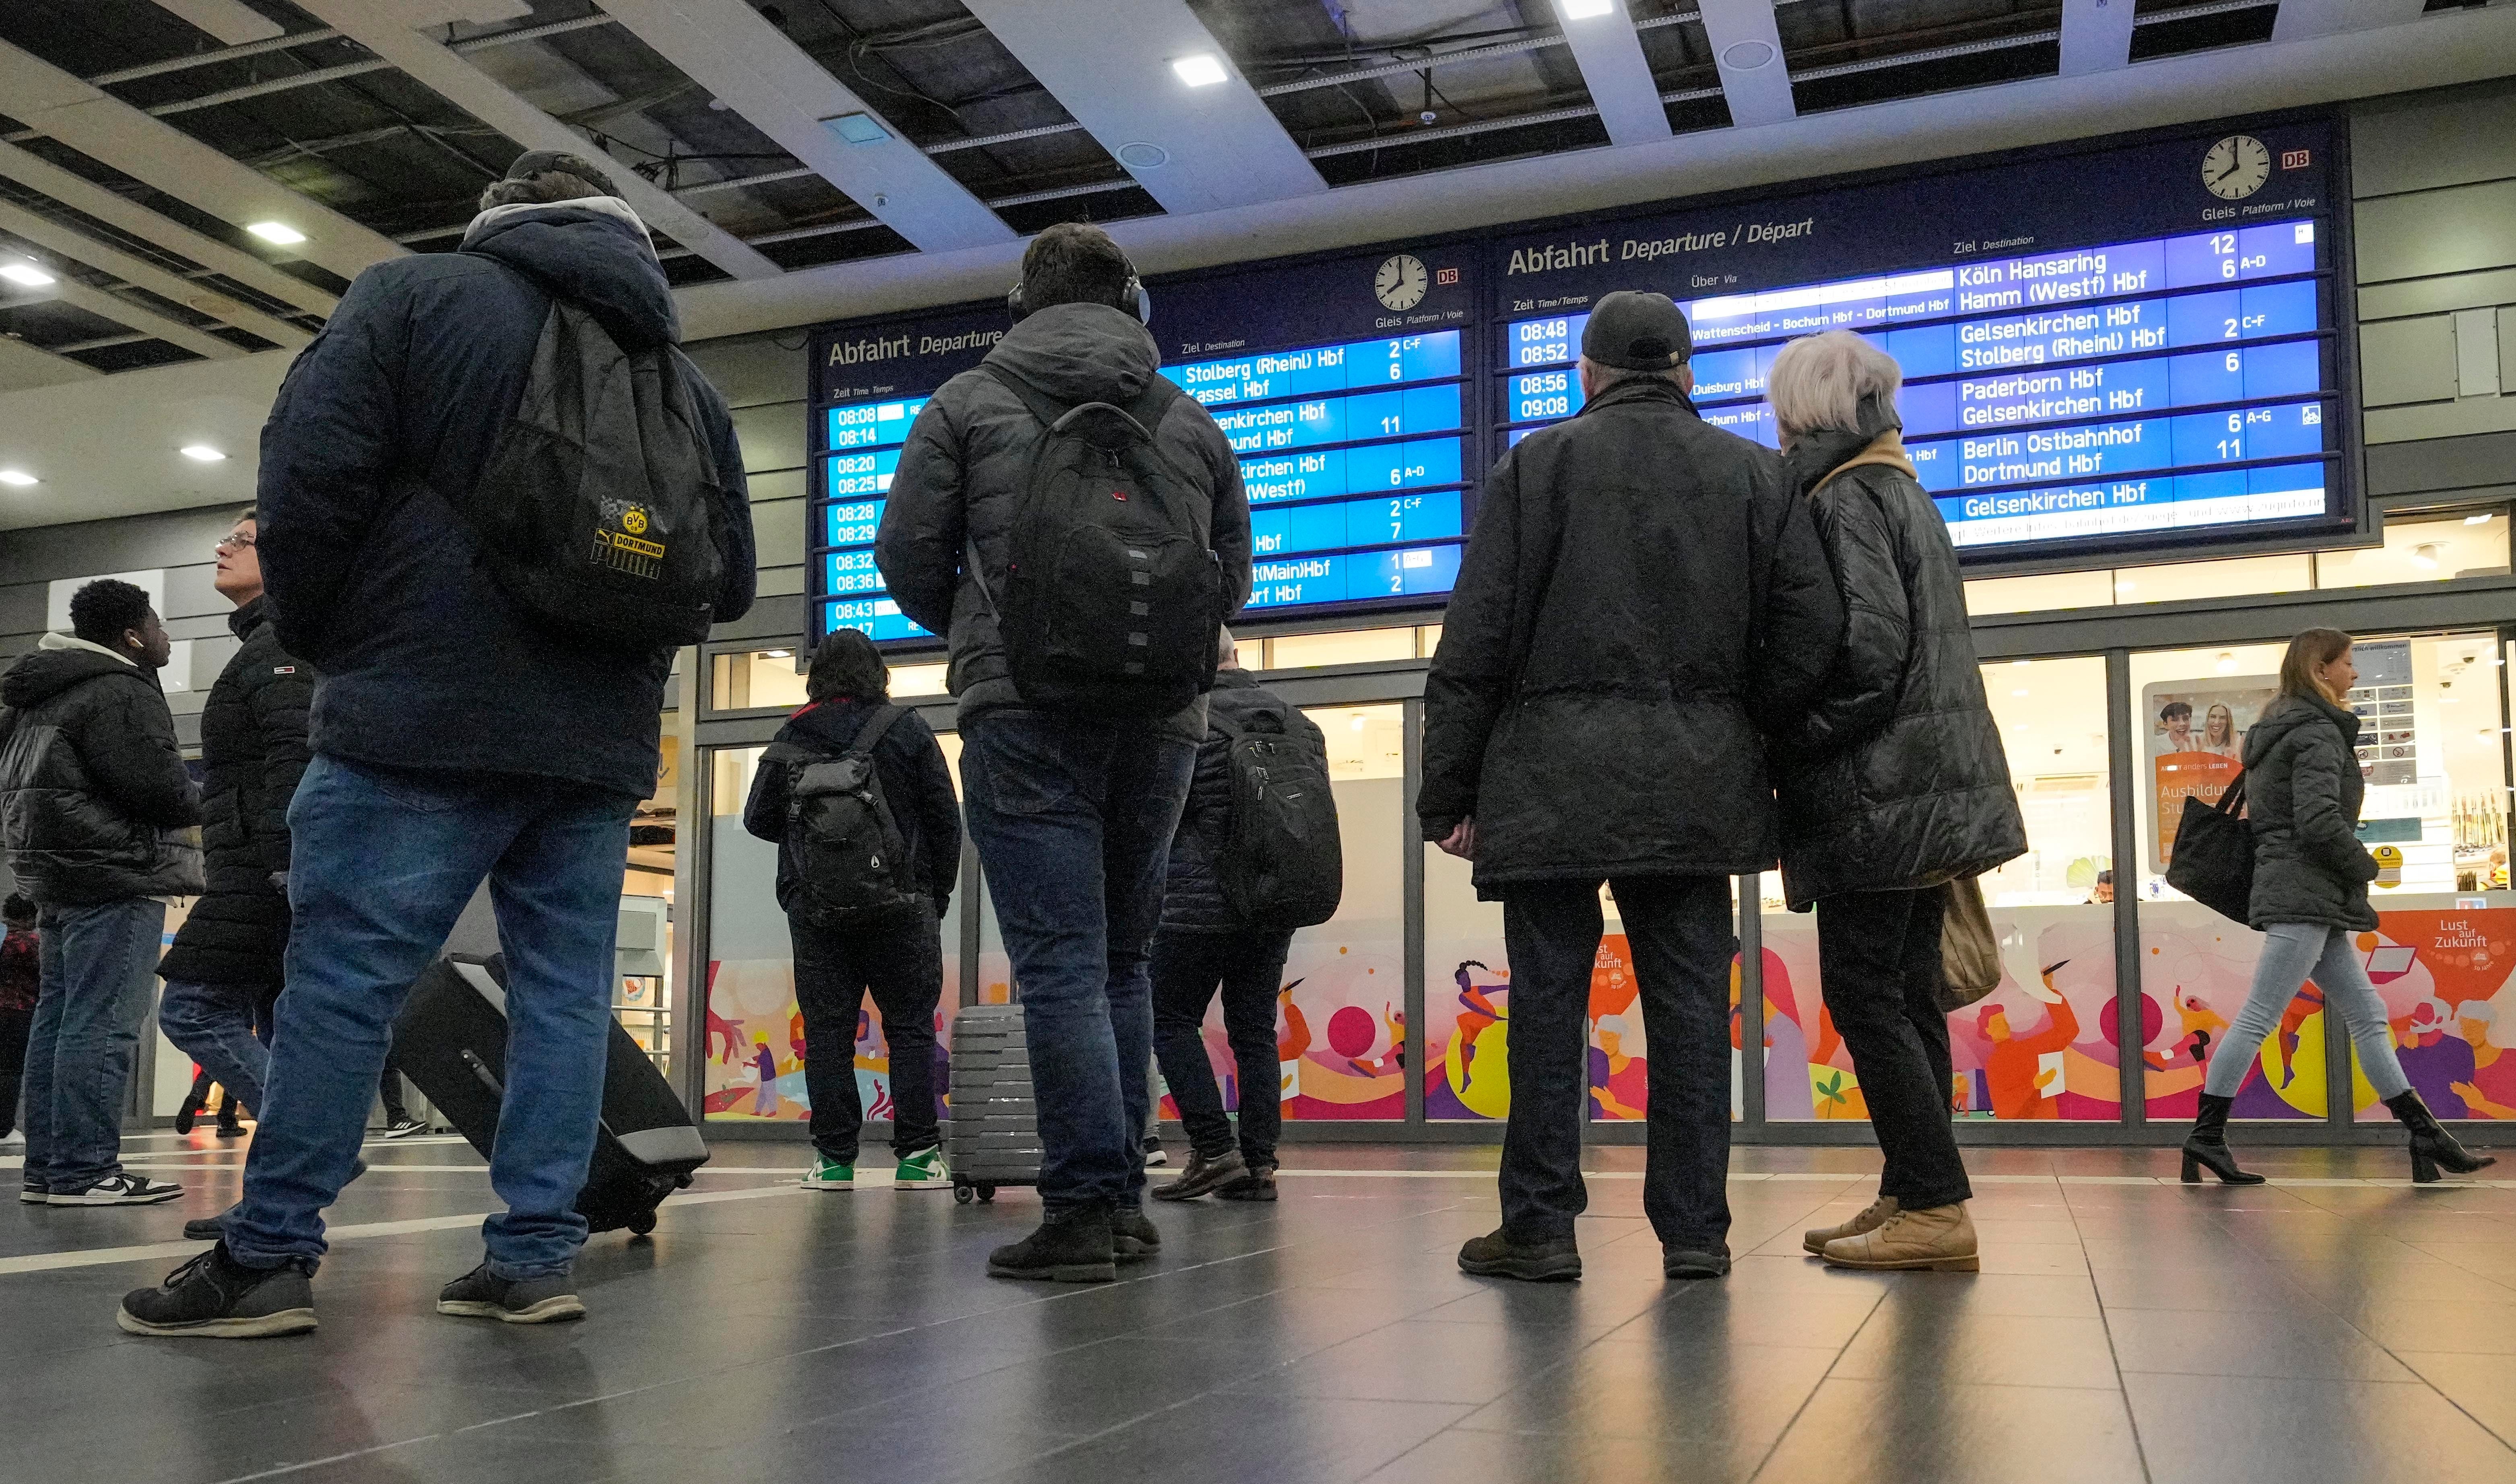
xmin=1153 ymin=241 xmax=1479 ymax=614
xmin=1491 ymin=117 xmax=2349 ymax=555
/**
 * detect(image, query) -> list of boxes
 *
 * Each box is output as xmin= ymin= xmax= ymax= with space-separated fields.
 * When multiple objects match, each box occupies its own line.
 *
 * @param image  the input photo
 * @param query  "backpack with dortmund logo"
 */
xmin=775 ymin=707 xmax=923 ymax=931
xmin=1212 ymin=710 xmax=1344 ymax=930
xmin=457 ymin=284 xmax=729 ymax=653
xmin=977 ymin=364 xmax=1227 ymax=717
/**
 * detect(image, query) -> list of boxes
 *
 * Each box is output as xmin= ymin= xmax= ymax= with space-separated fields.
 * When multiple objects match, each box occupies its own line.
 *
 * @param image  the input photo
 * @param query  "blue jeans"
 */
xmin=24 ymin=897 xmax=165 ymax=1192
xmin=224 ymin=755 xmax=637 ymax=1279
xmin=960 ymin=711 xmax=1195 ymax=1216
xmin=2205 ymin=922 xmax=2412 ymax=1101
xmin=159 ymin=980 xmax=272 ymax=1116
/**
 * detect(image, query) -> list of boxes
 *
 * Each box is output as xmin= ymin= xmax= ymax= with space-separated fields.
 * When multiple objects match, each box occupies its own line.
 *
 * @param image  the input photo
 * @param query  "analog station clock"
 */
xmin=1374 ymin=253 xmax=1428 ymax=311
xmin=2201 ymin=134 xmax=2271 ymax=200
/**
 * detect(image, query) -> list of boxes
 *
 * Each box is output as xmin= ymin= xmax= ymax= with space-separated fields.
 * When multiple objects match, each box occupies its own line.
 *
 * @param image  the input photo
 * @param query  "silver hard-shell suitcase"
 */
xmin=945 ymin=1003 xmax=1040 ymax=1204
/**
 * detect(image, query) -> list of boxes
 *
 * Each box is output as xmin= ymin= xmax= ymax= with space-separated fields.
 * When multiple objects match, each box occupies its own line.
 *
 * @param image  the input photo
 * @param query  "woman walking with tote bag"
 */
xmin=1765 ymin=331 xmax=2028 ymax=1272
xmin=2181 ymin=628 xmax=2493 ymax=1184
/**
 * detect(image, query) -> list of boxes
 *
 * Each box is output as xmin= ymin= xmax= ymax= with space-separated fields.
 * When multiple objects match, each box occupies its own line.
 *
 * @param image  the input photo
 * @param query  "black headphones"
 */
xmin=1007 ymin=260 xmax=1151 ymax=325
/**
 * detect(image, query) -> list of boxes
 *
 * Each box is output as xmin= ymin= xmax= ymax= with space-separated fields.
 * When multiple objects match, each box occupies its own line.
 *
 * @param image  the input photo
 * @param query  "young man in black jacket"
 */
xmin=742 ymin=629 xmax=961 ymax=1192
xmin=877 ymin=223 xmax=1252 ymax=1280
xmin=0 ymin=578 xmax=202 ymax=1207
xmin=1148 ymin=630 xmax=1323 ymax=1203
xmin=1418 ymin=293 xmax=1844 ymax=1284
xmin=120 ymin=152 xmax=754 ymax=1339
xmin=156 ymin=508 xmax=312 ymax=1159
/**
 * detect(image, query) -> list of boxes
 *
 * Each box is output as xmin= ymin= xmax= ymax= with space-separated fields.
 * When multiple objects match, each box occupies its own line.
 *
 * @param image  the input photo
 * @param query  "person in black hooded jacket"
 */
xmin=2178 ymin=628 xmax=2493 ymax=1187
xmin=1766 ymin=331 xmax=2025 ymax=1276
xmin=1419 ymin=293 xmax=1844 ymax=1285
xmin=157 ymin=507 xmax=312 ymax=1143
xmin=0 ymin=578 xmax=200 ymax=1209
xmin=741 ymin=629 xmax=961 ymax=1192
xmin=122 ymin=152 xmax=754 ymax=1342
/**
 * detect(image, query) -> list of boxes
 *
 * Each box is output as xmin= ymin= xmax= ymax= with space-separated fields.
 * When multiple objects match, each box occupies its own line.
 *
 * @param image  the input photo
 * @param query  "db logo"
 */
xmin=622 ymin=506 xmax=649 ymax=534
xmin=1435 ymin=267 xmax=1460 ymax=285
xmin=2281 ymin=149 xmax=2310 ymax=169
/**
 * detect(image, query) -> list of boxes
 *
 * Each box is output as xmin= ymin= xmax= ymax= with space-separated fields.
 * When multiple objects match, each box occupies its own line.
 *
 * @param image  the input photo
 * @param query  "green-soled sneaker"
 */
xmin=895 ymin=1145 xmax=951 ymax=1190
xmin=800 ymin=1153 xmax=856 ymax=1191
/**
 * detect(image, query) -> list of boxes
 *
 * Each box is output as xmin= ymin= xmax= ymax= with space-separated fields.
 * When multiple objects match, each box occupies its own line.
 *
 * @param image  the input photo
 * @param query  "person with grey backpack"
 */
xmin=742 ymin=630 xmax=961 ymax=1193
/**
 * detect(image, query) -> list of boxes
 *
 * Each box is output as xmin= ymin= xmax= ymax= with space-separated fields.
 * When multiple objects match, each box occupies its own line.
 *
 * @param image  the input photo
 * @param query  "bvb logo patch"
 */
xmin=594 ymin=499 xmax=666 ymax=579
xmin=622 ymin=505 xmax=649 ymax=535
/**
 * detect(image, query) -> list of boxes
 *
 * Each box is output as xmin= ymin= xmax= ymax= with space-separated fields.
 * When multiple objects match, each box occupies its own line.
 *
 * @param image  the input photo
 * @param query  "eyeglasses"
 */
xmin=214 ymin=532 xmax=256 ymax=552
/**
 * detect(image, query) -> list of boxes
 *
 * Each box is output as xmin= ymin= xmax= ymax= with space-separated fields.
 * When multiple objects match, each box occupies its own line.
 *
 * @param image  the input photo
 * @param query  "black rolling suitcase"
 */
xmin=946 ymin=1003 xmax=1040 ymax=1205
xmin=393 ymin=954 xmax=709 ymax=1235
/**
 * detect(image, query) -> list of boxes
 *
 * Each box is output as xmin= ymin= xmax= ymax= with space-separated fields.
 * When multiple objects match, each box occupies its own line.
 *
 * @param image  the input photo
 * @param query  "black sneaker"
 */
xmin=1217 ymin=1163 xmax=1279 ymax=1202
xmin=21 ymin=1177 xmax=46 ymax=1205
xmin=1662 ymin=1242 xmax=1733 ymax=1280
xmin=118 ymin=1243 xmax=316 ymax=1339
xmin=382 ymin=1118 xmax=427 ymax=1140
xmin=1140 ymin=1133 xmax=1167 ymax=1169
xmin=1151 ymin=1148 xmax=1247 ymax=1202
xmin=1112 ymin=1206 xmax=1161 ymax=1264
xmin=987 ymin=1210 xmax=1117 ymax=1283
xmin=50 ymin=1172 xmax=184 ymax=1206
xmin=215 ymin=1110 xmax=245 ymax=1138
xmin=436 ymin=1264 xmax=586 ymax=1325
xmin=1457 ymin=1227 xmax=1582 ymax=1282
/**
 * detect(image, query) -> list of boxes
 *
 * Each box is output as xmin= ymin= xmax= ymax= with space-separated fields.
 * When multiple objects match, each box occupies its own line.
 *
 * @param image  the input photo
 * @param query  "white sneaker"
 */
xmin=0 ymin=1130 xmax=25 ymax=1150
xmin=49 ymin=1172 xmax=184 ymax=1206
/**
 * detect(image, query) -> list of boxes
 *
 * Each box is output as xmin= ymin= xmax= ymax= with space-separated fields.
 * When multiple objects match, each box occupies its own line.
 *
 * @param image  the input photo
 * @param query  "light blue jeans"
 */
xmin=2204 ymin=922 xmax=2410 ymax=1101
xmin=224 ymin=755 xmax=636 ymax=1279
xmin=24 ymin=897 xmax=165 ymax=1192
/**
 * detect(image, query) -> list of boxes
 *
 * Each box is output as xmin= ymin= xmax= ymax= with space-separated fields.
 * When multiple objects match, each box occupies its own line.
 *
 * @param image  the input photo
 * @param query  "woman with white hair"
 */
xmin=1765 ymin=329 xmax=2026 ymax=1272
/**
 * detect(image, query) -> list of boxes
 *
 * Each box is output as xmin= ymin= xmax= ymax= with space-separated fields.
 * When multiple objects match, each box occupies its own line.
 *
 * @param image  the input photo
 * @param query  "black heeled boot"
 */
xmin=2386 ymin=1090 xmax=2496 ymax=1183
xmin=172 ymin=1092 xmax=202 ymax=1136
xmin=2181 ymin=1092 xmax=2265 ymax=1185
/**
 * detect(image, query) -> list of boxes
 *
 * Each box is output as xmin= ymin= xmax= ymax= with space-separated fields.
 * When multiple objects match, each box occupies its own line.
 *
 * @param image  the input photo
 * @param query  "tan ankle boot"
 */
xmin=1819 ymin=1202 xmax=1978 ymax=1271
xmin=1803 ymin=1195 xmax=1897 ymax=1256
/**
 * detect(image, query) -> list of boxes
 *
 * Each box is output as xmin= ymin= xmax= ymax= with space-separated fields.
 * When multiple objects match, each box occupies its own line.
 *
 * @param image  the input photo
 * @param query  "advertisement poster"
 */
xmin=2144 ymin=677 xmax=2278 ymax=872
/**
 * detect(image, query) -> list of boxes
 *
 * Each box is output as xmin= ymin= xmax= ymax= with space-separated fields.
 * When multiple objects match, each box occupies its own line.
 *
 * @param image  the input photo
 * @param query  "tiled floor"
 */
xmin=9 ymin=1134 xmax=2516 ymax=1483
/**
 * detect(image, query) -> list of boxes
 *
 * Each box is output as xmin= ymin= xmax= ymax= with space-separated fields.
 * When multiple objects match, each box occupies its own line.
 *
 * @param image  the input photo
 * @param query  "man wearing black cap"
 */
xmin=120 ymin=152 xmax=755 ymax=1338
xmin=1418 ymin=290 xmax=1842 ymax=1283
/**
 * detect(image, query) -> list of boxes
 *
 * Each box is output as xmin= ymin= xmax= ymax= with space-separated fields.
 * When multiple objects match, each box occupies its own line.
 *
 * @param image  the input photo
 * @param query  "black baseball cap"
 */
xmin=1581 ymin=290 xmax=1693 ymax=370
xmin=502 ymin=149 xmax=620 ymax=198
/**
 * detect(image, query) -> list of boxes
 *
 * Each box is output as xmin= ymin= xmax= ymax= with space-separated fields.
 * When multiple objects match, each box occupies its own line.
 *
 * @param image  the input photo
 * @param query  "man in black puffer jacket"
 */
xmin=741 ymin=629 xmax=961 ymax=1193
xmin=121 ymin=151 xmax=754 ymax=1341
xmin=156 ymin=507 xmax=312 ymax=1148
xmin=0 ymin=578 xmax=201 ymax=1208
xmin=1147 ymin=631 xmax=1327 ymax=1204
xmin=1419 ymin=293 xmax=1844 ymax=1284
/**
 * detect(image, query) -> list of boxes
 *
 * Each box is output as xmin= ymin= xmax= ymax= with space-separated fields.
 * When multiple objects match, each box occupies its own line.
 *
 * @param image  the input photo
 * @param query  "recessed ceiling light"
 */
xmin=179 ymin=444 xmax=227 ymax=462
xmin=2011 ymin=688 xmax=2030 ymax=698
xmin=2411 ymin=543 xmax=2442 ymax=569
xmin=1171 ymin=53 xmax=1228 ymax=87
xmin=0 ymin=262 xmax=54 ymax=287
xmin=2215 ymin=652 xmax=2238 ymax=675
xmin=761 ymin=649 xmax=792 ymax=660
xmin=246 ymin=222 xmax=306 ymax=245
xmin=2468 ymin=513 xmax=2495 ymax=526
xmin=1560 ymin=0 xmax=1615 ymax=17
xmin=0 ymin=469 xmax=36 ymax=486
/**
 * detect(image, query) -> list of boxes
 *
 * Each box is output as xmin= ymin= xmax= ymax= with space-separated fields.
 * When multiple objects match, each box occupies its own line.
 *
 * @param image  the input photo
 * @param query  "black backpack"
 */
xmin=978 ymin=364 xmax=1227 ymax=716
xmin=458 ymin=292 xmax=729 ymax=653
xmin=1212 ymin=710 xmax=1344 ymax=929
xmin=777 ymin=707 xmax=923 ymax=930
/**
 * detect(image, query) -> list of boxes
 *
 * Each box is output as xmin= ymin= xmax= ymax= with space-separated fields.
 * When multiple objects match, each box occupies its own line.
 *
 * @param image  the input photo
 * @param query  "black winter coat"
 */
xmin=0 ymin=637 xmax=202 ymax=905
xmin=1774 ymin=409 xmax=2025 ymax=908
xmin=1418 ymin=376 xmax=1845 ymax=895
xmin=875 ymin=302 xmax=1253 ymax=747
xmin=256 ymin=202 xmax=755 ymax=800
xmin=2241 ymin=690 xmax=2379 ymax=933
xmin=1161 ymin=667 xmax=1328 ymax=932
xmin=158 ymin=600 xmax=313 ymax=987
xmin=740 ymin=697 xmax=963 ymax=919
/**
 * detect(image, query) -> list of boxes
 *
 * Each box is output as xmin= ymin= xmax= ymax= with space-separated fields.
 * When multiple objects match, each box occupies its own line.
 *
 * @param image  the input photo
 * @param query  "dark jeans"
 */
xmin=1150 ymin=925 xmax=1294 ymax=1169
xmin=960 ymin=710 xmax=1195 ymax=1217
xmin=159 ymin=979 xmax=273 ymax=1116
xmin=25 ymin=897 xmax=165 ymax=1191
xmin=0 ymin=1004 xmax=31 ymax=1138
xmin=226 ymin=756 xmax=636 ymax=1280
xmin=1499 ymin=876 xmax=1735 ymax=1250
xmin=789 ymin=903 xmax=943 ymax=1163
xmin=1815 ymin=887 xmax=1973 ymax=1210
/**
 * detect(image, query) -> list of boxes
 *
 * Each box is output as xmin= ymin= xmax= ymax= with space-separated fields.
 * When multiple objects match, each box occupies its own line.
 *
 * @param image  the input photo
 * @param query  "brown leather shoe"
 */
xmin=1803 ymin=1195 xmax=1897 ymax=1256
xmin=1819 ymin=1202 xmax=1978 ymax=1272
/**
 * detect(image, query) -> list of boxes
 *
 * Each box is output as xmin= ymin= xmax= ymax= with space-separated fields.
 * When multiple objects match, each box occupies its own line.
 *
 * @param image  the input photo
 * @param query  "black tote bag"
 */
xmin=2166 ymin=773 xmax=2254 ymax=925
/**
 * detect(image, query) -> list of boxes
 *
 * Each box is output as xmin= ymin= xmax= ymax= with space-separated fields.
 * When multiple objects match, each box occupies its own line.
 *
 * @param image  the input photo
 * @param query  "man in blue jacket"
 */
xmin=120 ymin=152 xmax=754 ymax=1339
